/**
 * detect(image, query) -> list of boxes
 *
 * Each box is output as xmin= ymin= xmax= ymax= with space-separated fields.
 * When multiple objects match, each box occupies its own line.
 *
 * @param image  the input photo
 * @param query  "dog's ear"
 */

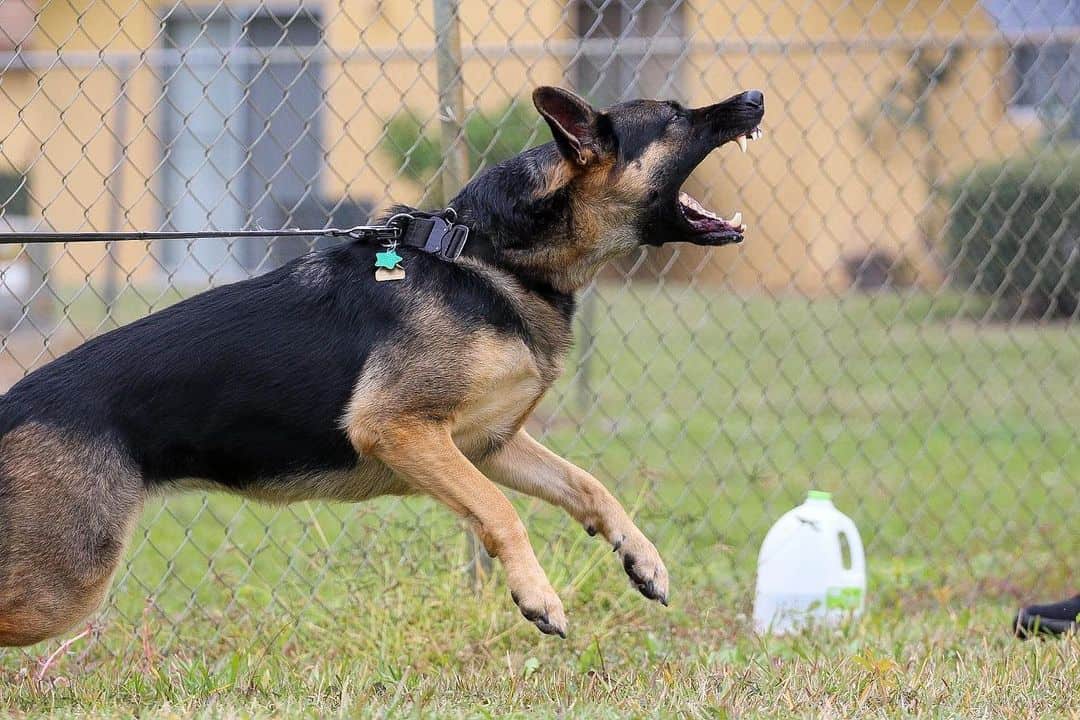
xmin=532 ymin=87 xmax=605 ymax=166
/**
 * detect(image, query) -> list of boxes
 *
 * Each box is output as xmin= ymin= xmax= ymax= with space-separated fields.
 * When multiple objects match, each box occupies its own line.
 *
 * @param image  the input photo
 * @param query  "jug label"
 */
xmin=825 ymin=587 xmax=863 ymax=609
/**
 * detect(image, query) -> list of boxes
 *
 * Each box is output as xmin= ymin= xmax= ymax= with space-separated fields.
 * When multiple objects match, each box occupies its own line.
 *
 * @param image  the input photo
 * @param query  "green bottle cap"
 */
xmin=807 ymin=490 xmax=832 ymax=501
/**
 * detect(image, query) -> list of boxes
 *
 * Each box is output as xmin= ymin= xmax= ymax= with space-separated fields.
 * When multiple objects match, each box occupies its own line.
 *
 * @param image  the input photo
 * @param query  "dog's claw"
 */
xmin=614 ymin=531 xmax=669 ymax=607
xmin=534 ymin=619 xmax=567 ymax=638
xmin=526 ymin=611 xmax=568 ymax=638
xmin=511 ymin=587 xmax=568 ymax=638
xmin=635 ymin=579 xmax=668 ymax=604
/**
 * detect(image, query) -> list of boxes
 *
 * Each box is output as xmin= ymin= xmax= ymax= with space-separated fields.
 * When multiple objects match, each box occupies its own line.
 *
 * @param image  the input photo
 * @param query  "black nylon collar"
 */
xmin=391 ymin=210 xmax=470 ymax=262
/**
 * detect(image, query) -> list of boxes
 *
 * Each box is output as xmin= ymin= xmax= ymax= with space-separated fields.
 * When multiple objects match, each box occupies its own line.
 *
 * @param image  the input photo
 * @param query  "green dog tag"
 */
xmin=374 ymin=249 xmax=403 ymax=270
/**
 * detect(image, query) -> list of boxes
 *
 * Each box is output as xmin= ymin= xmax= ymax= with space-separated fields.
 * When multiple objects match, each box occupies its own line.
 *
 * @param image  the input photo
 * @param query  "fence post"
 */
xmin=103 ymin=57 xmax=132 ymax=322
xmin=432 ymin=0 xmax=470 ymax=208
xmin=432 ymin=0 xmax=492 ymax=589
xmin=575 ymin=285 xmax=596 ymax=412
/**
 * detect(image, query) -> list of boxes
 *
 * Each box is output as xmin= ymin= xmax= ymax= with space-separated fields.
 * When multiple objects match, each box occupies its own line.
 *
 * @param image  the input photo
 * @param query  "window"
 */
xmin=0 ymin=172 xmax=33 ymax=313
xmin=160 ymin=7 xmax=324 ymax=280
xmin=0 ymin=171 xmax=29 ymax=221
xmin=1011 ymin=41 xmax=1078 ymax=109
xmin=1010 ymin=39 xmax=1079 ymax=137
xmin=984 ymin=0 xmax=1080 ymax=134
xmin=571 ymin=0 xmax=687 ymax=106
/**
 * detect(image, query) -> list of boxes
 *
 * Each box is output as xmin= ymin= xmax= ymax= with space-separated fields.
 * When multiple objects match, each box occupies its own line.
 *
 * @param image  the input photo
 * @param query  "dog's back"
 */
xmin=3 ymin=243 xmax=391 ymax=486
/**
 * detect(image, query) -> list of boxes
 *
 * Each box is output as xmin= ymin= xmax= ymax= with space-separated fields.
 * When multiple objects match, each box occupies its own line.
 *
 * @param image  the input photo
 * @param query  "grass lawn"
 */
xmin=0 ymin=284 xmax=1077 ymax=718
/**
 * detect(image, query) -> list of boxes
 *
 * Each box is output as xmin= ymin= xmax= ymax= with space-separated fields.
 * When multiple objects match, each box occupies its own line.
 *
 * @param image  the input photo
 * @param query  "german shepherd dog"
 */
xmin=0 ymin=86 xmax=763 ymax=645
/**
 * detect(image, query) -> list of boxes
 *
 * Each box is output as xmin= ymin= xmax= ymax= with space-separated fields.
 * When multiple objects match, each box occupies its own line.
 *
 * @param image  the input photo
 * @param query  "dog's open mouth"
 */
xmin=673 ymin=126 xmax=760 ymax=245
xmin=676 ymin=126 xmax=762 ymax=245
xmin=677 ymin=191 xmax=745 ymax=243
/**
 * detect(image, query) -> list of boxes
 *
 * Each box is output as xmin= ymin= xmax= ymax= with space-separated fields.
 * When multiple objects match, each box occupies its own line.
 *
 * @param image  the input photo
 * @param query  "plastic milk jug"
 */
xmin=753 ymin=491 xmax=866 ymax=634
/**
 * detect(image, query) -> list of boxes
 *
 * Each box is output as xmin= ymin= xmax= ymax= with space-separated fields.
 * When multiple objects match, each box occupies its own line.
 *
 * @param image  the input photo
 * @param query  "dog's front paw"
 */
xmin=510 ymin=583 xmax=567 ymax=638
xmin=614 ymin=530 xmax=669 ymax=606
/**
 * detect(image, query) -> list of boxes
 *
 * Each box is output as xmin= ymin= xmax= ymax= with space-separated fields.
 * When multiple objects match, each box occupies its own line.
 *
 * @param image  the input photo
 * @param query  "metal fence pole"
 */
xmin=432 ymin=0 xmax=470 ymax=208
xmin=432 ymin=0 xmax=492 ymax=588
xmin=103 ymin=58 xmax=132 ymax=321
xmin=575 ymin=286 xmax=596 ymax=412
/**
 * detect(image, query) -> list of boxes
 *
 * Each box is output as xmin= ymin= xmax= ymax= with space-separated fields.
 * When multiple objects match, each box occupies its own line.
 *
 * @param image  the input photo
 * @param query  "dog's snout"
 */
xmin=743 ymin=90 xmax=764 ymax=108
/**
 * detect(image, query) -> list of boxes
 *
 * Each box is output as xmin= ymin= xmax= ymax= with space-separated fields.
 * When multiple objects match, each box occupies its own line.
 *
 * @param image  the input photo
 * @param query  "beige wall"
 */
xmin=671 ymin=0 xmax=1037 ymax=292
xmin=0 ymin=0 xmax=1039 ymax=291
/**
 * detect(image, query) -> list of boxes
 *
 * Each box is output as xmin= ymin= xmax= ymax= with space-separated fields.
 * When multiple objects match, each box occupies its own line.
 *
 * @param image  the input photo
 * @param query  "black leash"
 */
xmin=0 ymin=208 xmax=470 ymax=262
xmin=0 ymin=226 xmax=396 ymax=244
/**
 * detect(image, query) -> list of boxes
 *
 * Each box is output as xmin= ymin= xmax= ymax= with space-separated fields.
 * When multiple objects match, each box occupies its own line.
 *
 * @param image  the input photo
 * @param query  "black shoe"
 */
xmin=1013 ymin=594 xmax=1080 ymax=639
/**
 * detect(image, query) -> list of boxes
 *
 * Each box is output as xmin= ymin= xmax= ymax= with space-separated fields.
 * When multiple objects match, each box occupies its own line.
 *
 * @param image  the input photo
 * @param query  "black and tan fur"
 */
xmin=0 ymin=86 xmax=764 ymax=644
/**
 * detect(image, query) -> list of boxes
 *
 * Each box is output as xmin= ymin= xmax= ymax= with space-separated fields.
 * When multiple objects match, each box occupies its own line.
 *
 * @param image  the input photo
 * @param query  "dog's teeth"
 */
xmin=737 ymin=136 xmax=748 ymax=153
xmin=739 ymin=223 xmax=747 ymax=232
xmin=680 ymin=192 xmax=710 ymax=215
xmin=751 ymin=128 xmax=763 ymax=141
xmin=728 ymin=212 xmax=743 ymax=226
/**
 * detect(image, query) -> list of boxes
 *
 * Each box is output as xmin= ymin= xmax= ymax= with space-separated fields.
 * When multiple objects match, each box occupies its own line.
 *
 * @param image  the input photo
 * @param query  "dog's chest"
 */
xmin=450 ymin=337 xmax=548 ymax=457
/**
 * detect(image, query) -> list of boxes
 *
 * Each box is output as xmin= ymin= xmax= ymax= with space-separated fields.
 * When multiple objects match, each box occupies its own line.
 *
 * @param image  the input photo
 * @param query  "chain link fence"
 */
xmin=0 ymin=0 xmax=1078 ymax=667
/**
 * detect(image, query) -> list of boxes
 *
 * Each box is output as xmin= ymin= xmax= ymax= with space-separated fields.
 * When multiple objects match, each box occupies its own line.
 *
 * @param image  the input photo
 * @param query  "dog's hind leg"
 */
xmin=479 ymin=429 xmax=669 ymax=606
xmin=0 ymin=424 xmax=143 ymax=646
xmin=362 ymin=422 xmax=568 ymax=638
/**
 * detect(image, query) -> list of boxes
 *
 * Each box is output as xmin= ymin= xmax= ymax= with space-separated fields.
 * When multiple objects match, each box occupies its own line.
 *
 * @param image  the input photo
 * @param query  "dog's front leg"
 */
xmin=367 ymin=423 xmax=567 ymax=637
xmin=480 ymin=430 xmax=669 ymax=606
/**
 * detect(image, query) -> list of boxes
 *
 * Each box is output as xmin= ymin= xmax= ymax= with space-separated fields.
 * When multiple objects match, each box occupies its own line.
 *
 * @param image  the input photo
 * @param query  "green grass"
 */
xmin=0 ymin=284 xmax=1077 ymax=718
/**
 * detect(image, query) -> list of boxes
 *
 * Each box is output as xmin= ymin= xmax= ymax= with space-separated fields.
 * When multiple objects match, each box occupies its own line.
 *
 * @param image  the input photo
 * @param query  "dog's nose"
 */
xmin=744 ymin=90 xmax=764 ymax=108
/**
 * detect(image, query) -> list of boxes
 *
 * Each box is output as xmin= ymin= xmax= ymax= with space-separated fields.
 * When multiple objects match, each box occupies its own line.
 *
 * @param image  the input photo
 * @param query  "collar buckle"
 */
xmin=416 ymin=215 xmax=469 ymax=261
xmin=439 ymin=223 xmax=470 ymax=261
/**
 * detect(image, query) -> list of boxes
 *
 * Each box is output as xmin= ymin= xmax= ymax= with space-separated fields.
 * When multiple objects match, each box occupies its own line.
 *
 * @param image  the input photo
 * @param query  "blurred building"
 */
xmin=0 ymin=0 xmax=1061 ymax=291
xmin=984 ymin=0 xmax=1080 ymax=137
